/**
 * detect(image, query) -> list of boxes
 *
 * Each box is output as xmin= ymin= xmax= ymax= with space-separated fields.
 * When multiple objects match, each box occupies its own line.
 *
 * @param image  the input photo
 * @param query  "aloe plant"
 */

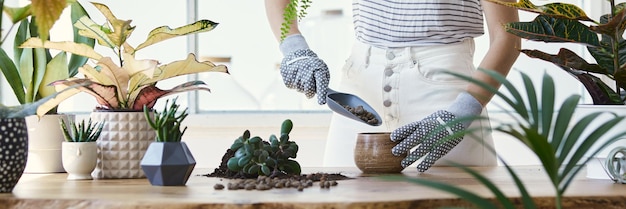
xmin=485 ymin=0 xmax=626 ymax=105
xmin=384 ymin=68 xmax=626 ymax=208
xmin=60 ymin=118 xmax=104 ymax=142
xmin=143 ymin=97 xmax=188 ymax=142
xmin=19 ymin=2 xmax=229 ymax=111
xmin=0 ymin=0 xmax=95 ymax=116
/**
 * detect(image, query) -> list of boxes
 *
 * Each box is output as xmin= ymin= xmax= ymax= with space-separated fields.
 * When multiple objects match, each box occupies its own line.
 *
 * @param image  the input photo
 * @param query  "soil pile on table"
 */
xmin=202 ymin=148 xmax=352 ymax=191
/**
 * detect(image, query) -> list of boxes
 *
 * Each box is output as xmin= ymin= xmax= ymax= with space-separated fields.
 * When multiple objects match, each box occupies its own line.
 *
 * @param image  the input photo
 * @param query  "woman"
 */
xmin=265 ymin=0 xmax=520 ymax=171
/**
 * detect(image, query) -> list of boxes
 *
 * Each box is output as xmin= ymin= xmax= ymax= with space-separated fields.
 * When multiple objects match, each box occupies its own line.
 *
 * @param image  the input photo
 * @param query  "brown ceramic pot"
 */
xmin=354 ymin=132 xmax=406 ymax=173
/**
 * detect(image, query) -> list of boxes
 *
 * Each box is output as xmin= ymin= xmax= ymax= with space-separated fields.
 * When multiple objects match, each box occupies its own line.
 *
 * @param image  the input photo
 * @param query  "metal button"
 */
xmin=383 ymin=85 xmax=392 ymax=92
xmin=383 ymin=100 xmax=392 ymax=107
xmin=384 ymin=68 xmax=393 ymax=76
xmin=386 ymin=51 xmax=395 ymax=60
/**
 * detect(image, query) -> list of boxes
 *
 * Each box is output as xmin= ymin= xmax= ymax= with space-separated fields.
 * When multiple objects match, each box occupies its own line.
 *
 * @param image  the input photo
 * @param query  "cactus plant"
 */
xmin=226 ymin=119 xmax=301 ymax=177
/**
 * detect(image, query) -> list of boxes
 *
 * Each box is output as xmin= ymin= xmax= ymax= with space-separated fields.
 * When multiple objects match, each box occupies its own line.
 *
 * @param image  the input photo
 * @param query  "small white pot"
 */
xmin=62 ymin=141 xmax=97 ymax=180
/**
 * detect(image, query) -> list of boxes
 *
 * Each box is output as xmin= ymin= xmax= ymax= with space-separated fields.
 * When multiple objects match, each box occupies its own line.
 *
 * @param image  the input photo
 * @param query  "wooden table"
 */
xmin=1 ymin=166 xmax=625 ymax=209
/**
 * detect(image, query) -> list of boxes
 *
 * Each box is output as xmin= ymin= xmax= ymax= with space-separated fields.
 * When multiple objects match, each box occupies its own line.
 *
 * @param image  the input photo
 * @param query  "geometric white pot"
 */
xmin=62 ymin=141 xmax=97 ymax=180
xmin=24 ymin=114 xmax=74 ymax=173
xmin=90 ymin=111 xmax=155 ymax=179
xmin=575 ymin=105 xmax=626 ymax=180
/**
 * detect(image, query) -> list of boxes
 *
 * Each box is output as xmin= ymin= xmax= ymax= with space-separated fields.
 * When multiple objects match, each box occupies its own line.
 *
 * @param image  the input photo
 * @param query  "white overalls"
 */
xmin=322 ymin=39 xmax=497 ymax=168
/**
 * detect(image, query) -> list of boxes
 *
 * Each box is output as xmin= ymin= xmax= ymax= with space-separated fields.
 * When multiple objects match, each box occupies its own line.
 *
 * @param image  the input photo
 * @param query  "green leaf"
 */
xmin=3 ymin=5 xmax=32 ymax=24
xmin=68 ymin=1 xmax=95 ymax=77
xmin=261 ymin=165 xmax=271 ymax=176
xmin=238 ymin=155 xmax=251 ymax=167
xmin=0 ymin=48 xmax=24 ymax=104
xmin=248 ymin=164 xmax=260 ymax=174
xmin=505 ymin=15 xmax=600 ymax=47
xmin=74 ymin=16 xmax=116 ymax=49
xmin=230 ymin=141 xmax=244 ymax=150
xmin=134 ymin=19 xmax=218 ymax=52
xmin=227 ymin=157 xmax=241 ymax=171
xmin=281 ymin=119 xmax=293 ymax=134
xmin=521 ymin=49 xmax=608 ymax=75
xmin=485 ymin=0 xmax=593 ymax=22
xmin=38 ymin=52 xmax=68 ymax=99
xmin=90 ymin=2 xmax=134 ymax=48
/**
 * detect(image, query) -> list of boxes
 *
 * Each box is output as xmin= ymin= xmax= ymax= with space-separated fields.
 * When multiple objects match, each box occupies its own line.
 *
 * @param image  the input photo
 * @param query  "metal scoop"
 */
xmin=326 ymin=88 xmax=382 ymax=126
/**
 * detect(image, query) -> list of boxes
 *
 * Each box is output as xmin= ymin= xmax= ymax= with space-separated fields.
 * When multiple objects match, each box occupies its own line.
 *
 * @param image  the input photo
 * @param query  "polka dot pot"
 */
xmin=0 ymin=118 xmax=28 ymax=193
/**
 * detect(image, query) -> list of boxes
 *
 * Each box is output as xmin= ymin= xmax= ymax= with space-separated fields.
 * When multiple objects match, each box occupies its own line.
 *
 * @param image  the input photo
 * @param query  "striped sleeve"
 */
xmin=352 ymin=0 xmax=484 ymax=47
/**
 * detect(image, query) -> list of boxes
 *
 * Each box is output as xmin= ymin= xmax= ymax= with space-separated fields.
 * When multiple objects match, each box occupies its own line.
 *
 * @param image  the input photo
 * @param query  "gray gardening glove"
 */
xmin=390 ymin=92 xmax=483 ymax=172
xmin=280 ymin=34 xmax=330 ymax=105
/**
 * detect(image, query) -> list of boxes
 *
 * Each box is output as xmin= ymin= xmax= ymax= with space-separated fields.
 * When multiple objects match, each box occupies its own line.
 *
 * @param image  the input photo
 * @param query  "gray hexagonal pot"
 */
xmin=140 ymin=142 xmax=195 ymax=186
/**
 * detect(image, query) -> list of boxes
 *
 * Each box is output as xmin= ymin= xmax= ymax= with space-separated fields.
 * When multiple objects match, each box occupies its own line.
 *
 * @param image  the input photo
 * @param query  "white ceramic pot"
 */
xmin=62 ymin=142 xmax=97 ymax=180
xmin=90 ymin=111 xmax=155 ymax=179
xmin=24 ymin=114 xmax=74 ymax=173
xmin=575 ymin=105 xmax=626 ymax=180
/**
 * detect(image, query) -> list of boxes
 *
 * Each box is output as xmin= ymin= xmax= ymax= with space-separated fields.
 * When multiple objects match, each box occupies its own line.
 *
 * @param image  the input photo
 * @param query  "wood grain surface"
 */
xmin=1 ymin=166 xmax=625 ymax=209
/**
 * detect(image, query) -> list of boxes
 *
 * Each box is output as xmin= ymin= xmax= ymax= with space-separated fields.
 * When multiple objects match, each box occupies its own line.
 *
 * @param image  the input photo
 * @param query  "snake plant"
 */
xmin=0 ymin=0 xmax=95 ymax=117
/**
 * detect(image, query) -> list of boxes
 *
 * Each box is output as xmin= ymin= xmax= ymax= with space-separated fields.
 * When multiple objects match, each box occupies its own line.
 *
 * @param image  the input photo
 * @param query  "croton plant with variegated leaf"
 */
xmin=19 ymin=2 xmax=229 ymax=111
xmin=485 ymin=0 xmax=626 ymax=105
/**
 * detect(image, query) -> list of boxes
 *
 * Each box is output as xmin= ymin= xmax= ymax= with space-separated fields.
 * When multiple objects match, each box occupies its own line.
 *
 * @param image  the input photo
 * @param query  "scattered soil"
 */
xmin=343 ymin=105 xmax=379 ymax=125
xmin=202 ymin=148 xmax=352 ymax=191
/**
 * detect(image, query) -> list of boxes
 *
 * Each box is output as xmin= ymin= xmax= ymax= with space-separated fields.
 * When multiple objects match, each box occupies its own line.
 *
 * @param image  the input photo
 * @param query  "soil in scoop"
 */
xmin=202 ymin=148 xmax=351 ymax=182
xmin=343 ymin=105 xmax=379 ymax=125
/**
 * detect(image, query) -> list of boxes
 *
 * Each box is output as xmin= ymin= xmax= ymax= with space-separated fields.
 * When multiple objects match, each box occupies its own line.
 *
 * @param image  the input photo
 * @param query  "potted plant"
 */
xmin=59 ymin=118 xmax=104 ymax=180
xmin=140 ymin=97 xmax=195 ymax=186
xmin=0 ymin=1 xmax=95 ymax=173
xmin=0 ymin=85 xmax=89 ymax=193
xmin=20 ymin=2 xmax=229 ymax=179
xmin=484 ymin=0 xmax=626 ymax=180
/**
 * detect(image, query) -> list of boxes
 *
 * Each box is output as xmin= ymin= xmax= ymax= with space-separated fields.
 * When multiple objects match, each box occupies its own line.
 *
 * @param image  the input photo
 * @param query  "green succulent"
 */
xmin=143 ymin=97 xmax=188 ymax=142
xmin=226 ymin=119 xmax=301 ymax=177
xmin=60 ymin=118 xmax=105 ymax=142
